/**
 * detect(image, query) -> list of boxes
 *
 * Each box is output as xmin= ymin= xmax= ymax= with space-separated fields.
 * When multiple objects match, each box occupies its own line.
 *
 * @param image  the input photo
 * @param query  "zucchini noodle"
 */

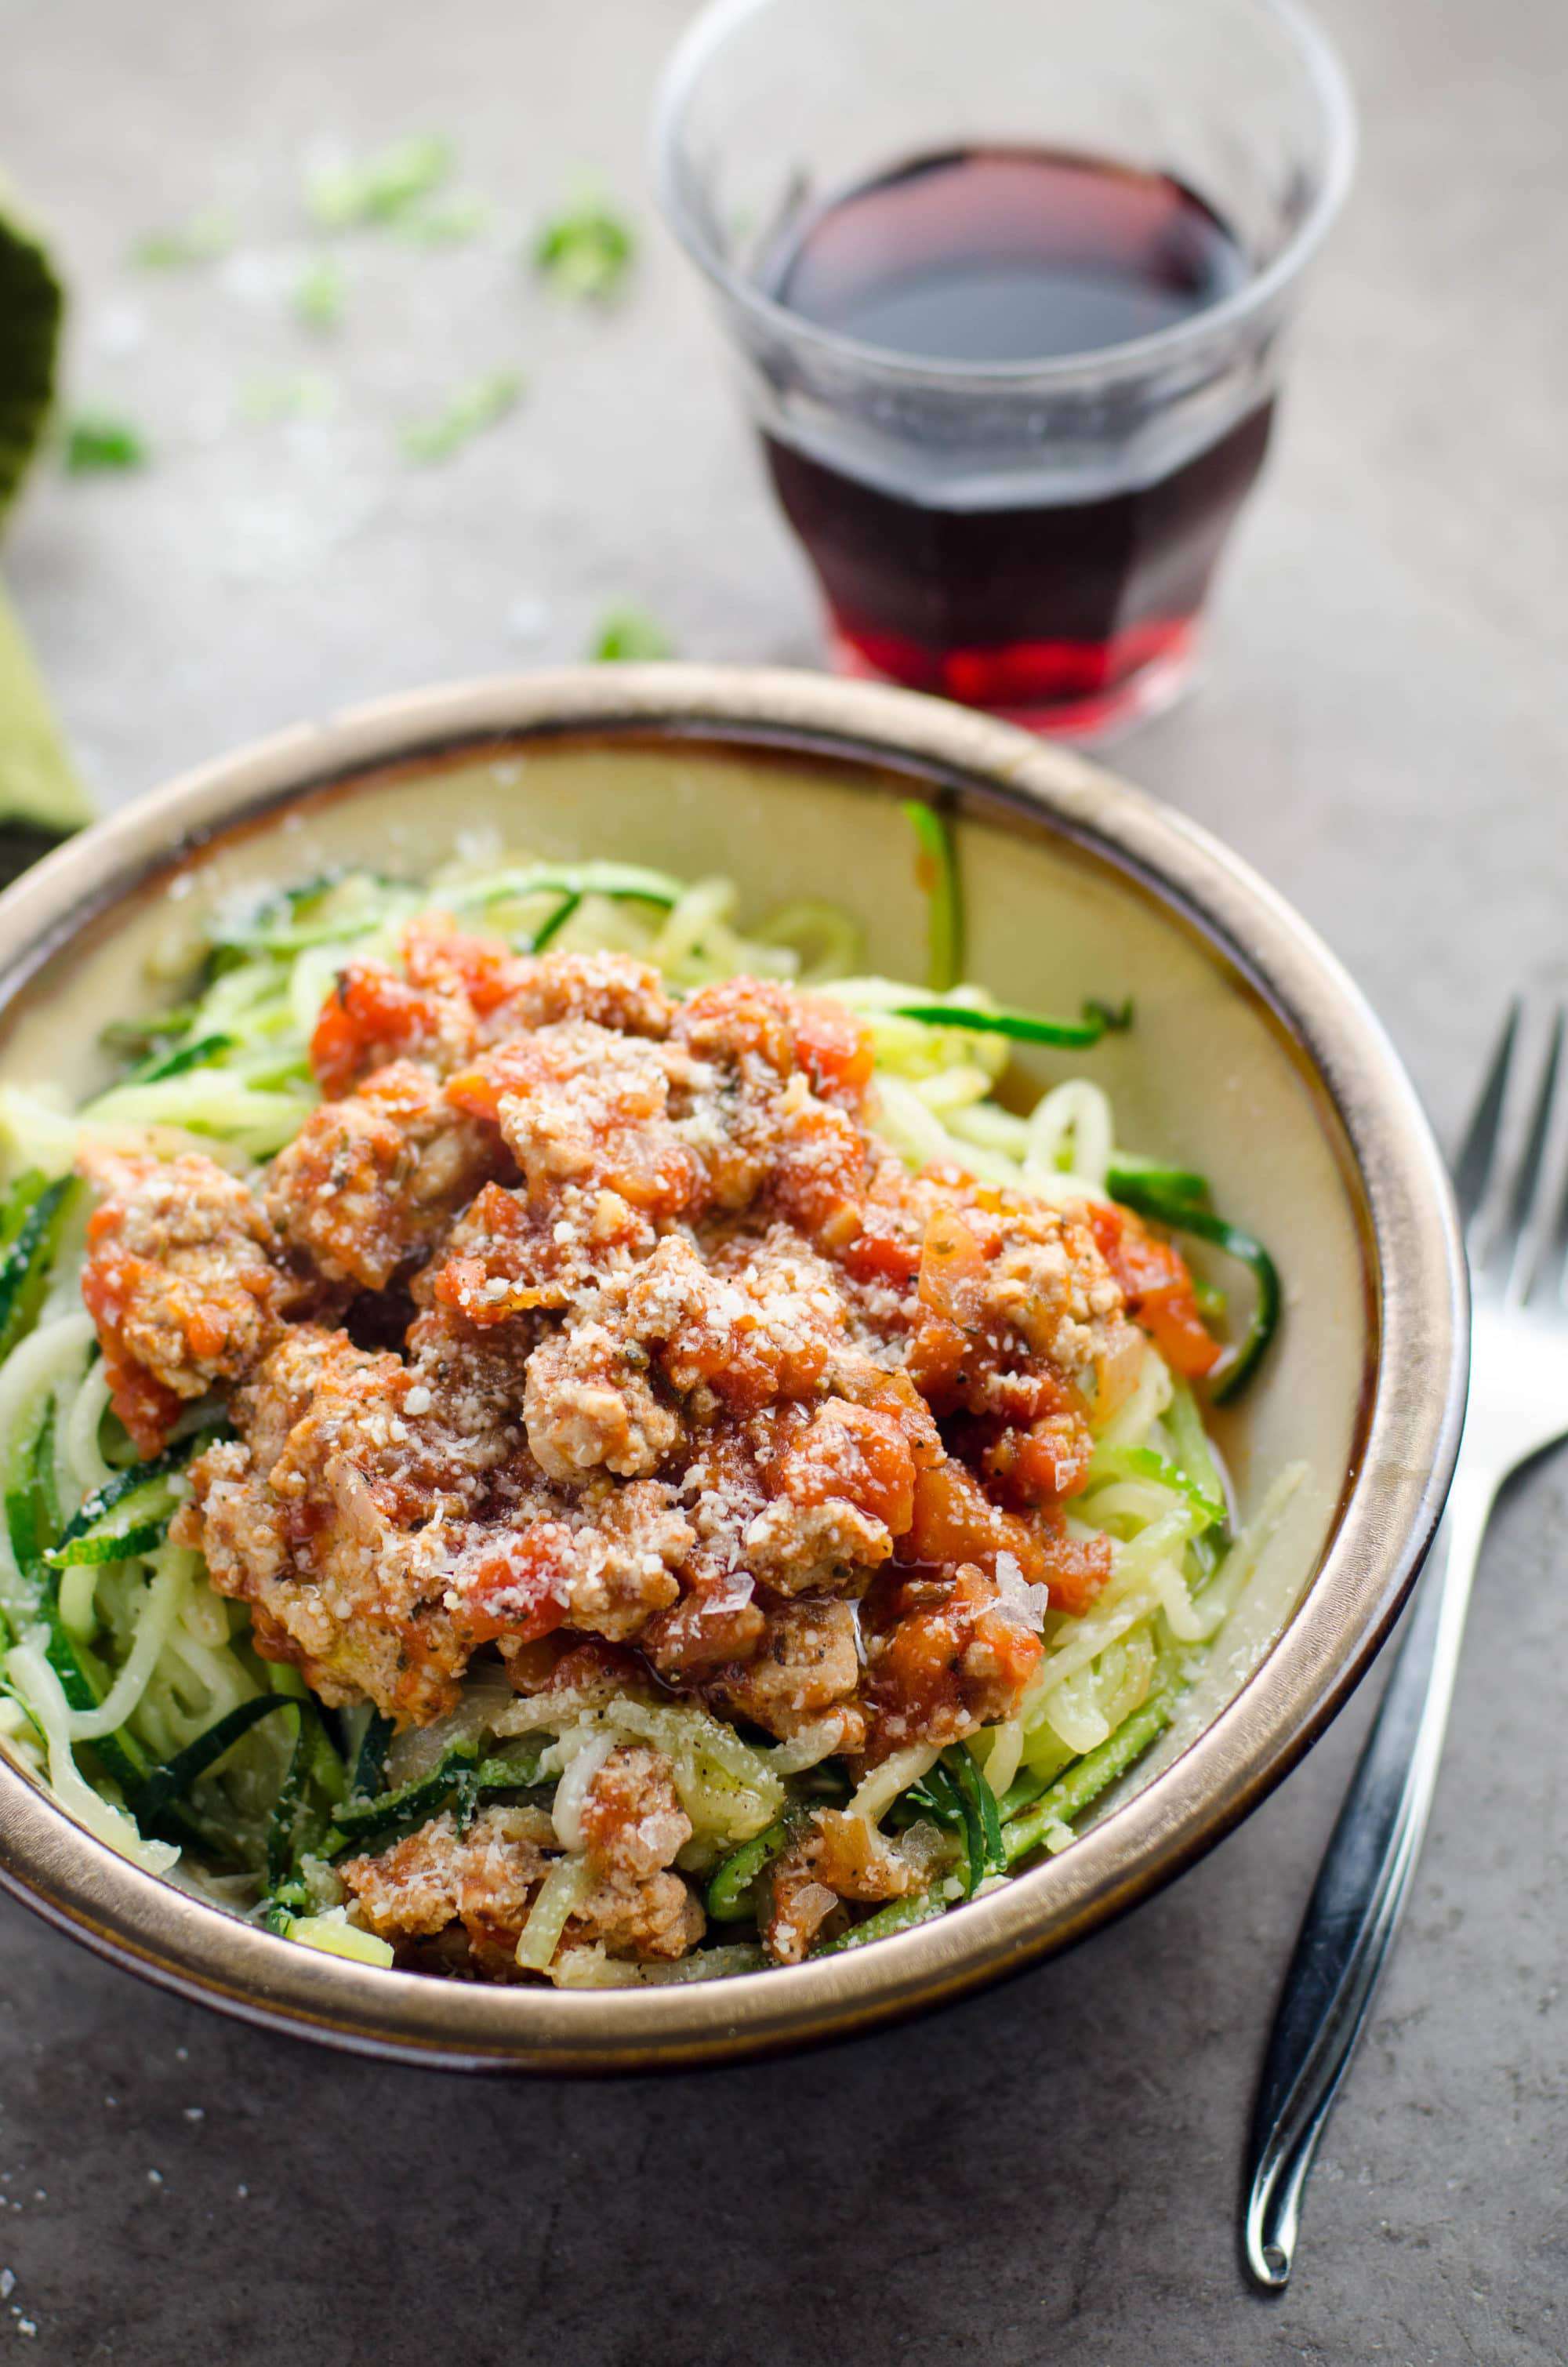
xmin=0 ymin=847 xmax=1297 ymax=1977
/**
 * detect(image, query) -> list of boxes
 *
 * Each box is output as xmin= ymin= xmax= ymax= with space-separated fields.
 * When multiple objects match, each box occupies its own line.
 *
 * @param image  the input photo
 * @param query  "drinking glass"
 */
xmin=653 ymin=0 xmax=1355 ymax=740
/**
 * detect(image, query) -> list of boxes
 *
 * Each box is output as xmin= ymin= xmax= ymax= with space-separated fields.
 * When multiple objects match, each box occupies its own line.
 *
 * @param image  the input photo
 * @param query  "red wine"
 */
xmin=760 ymin=147 xmax=1272 ymax=733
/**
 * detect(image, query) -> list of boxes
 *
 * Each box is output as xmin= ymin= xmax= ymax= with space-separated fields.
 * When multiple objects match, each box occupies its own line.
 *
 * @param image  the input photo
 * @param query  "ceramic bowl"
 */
xmin=0 ymin=666 xmax=1466 ymax=2070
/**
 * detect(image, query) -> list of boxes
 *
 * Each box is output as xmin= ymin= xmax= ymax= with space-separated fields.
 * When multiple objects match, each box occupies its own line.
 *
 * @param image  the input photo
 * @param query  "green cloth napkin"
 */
xmin=0 ymin=177 xmax=93 ymax=851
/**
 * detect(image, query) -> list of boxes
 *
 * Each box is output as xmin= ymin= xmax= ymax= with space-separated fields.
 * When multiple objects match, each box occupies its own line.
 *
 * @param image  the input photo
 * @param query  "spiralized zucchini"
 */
xmin=0 ymin=836 xmax=1294 ymax=1976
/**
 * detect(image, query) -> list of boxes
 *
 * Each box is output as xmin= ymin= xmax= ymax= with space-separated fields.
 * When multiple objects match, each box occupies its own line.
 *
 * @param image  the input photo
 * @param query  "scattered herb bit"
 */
xmin=904 ymin=1751 xmax=1004 ymax=1897
xmin=238 ymin=373 xmax=336 ymax=424
xmin=398 ymin=368 xmax=524 ymax=463
xmin=63 ymin=414 xmax=147 ymax=474
xmin=129 ymin=208 xmax=235 ymax=269
xmin=395 ymin=195 xmax=492 ymax=245
xmin=590 ymin=606 xmax=674 ymax=662
xmin=305 ymin=134 xmax=452 ymax=231
xmin=533 ymin=194 xmax=636 ymax=301
xmin=292 ymin=256 xmax=344 ymax=332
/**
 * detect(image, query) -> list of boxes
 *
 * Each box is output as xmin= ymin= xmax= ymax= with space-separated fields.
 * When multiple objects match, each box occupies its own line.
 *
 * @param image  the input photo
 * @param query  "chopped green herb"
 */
xmin=62 ymin=414 xmax=147 ymax=474
xmin=394 ymin=195 xmax=492 ymax=246
xmin=399 ymin=368 xmax=524 ymax=463
xmin=305 ymin=133 xmax=452 ymax=231
xmin=902 ymin=1748 xmax=1004 ymax=1896
xmin=292 ymin=256 xmax=345 ymax=332
xmin=533 ymin=195 xmax=635 ymax=301
xmin=590 ymin=606 xmax=674 ymax=662
xmin=129 ymin=208 xmax=235 ymax=268
xmin=238 ymin=373 xmax=336 ymax=425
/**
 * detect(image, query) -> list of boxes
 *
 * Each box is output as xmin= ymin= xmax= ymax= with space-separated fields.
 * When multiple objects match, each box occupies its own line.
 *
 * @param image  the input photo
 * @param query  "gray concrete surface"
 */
xmin=1 ymin=0 xmax=1565 ymax=2358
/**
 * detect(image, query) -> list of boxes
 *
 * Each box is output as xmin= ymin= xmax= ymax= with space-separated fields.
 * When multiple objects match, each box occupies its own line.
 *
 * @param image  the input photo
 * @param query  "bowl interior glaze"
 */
xmin=0 ymin=669 xmax=1462 ymax=2071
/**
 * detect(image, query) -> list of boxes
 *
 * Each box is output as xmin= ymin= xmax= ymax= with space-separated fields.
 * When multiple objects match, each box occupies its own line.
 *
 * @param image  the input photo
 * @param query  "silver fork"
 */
xmin=1243 ymin=999 xmax=1568 ymax=2289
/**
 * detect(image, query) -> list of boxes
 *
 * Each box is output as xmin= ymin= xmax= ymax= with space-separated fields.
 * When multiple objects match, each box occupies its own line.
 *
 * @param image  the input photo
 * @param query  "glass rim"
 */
xmin=651 ymin=0 xmax=1358 ymax=389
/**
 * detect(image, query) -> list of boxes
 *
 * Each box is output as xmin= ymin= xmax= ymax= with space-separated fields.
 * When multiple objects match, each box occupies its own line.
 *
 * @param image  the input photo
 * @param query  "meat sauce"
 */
xmin=79 ymin=923 xmax=1218 ymax=1968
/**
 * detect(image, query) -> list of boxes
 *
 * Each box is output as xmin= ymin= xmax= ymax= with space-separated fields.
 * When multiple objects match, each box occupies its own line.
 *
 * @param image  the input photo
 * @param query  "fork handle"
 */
xmin=1242 ymin=1468 xmax=1495 ymax=2289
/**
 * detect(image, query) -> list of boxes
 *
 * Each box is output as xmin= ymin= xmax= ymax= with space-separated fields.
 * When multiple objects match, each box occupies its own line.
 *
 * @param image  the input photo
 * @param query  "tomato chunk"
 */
xmin=1088 ymin=1201 xmax=1221 ymax=1378
xmin=770 ymin=1401 xmax=919 ymax=1535
xmin=310 ymin=963 xmax=469 ymax=1097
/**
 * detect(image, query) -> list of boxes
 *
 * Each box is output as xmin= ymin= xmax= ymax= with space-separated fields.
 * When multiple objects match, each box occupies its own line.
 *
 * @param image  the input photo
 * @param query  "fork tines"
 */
xmin=1461 ymin=998 xmax=1568 ymax=1305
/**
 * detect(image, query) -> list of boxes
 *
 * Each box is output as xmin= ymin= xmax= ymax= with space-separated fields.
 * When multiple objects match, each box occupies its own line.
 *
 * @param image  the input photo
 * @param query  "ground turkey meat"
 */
xmin=265 ymin=1059 xmax=500 ymax=1290
xmin=339 ymin=1744 xmax=701 ymax=1979
xmin=339 ymin=1804 xmax=553 ymax=1973
xmin=705 ymin=1597 xmax=866 ymax=1753
xmin=564 ymin=1741 xmax=705 ymax=1962
xmin=172 ymin=1325 xmax=479 ymax=1723
xmin=82 ymin=928 xmax=1219 ymax=1911
xmin=78 ymin=1149 xmax=285 ymax=1453
xmin=765 ymin=1809 xmax=916 ymax=1965
xmin=521 ymin=1312 xmax=682 ymax=1483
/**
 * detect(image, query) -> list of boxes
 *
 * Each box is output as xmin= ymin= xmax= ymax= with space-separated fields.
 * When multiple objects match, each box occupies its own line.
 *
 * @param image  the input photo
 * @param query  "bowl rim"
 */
xmin=0 ymin=663 xmax=1468 ymax=2074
